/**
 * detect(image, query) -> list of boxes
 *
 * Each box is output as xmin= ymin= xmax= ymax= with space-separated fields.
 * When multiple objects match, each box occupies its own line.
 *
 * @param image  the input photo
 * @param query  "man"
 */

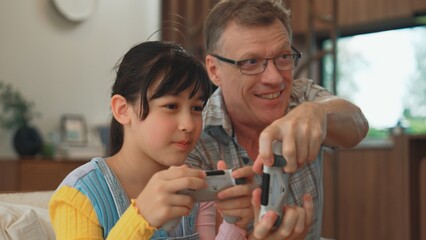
xmin=186 ymin=0 xmax=369 ymax=239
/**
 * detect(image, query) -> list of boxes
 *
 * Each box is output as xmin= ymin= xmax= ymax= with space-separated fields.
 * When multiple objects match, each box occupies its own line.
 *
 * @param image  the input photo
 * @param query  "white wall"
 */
xmin=0 ymin=0 xmax=160 ymax=157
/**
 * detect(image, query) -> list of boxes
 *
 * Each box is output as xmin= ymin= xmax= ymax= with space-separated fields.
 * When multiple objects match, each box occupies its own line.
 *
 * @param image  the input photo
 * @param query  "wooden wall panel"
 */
xmin=406 ymin=136 xmax=426 ymax=240
xmin=0 ymin=161 xmax=18 ymax=192
xmin=19 ymin=160 xmax=84 ymax=191
xmin=288 ymin=0 xmax=415 ymax=35
xmin=411 ymin=0 xmax=426 ymax=13
xmin=335 ymin=146 xmax=409 ymax=240
xmin=421 ymin=158 xmax=426 ymax=240
xmin=0 ymin=159 xmax=86 ymax=192
xmin=283 ymin=0 xmax=308 ymax=35
xmin=321 ymin=135 xmax=426 ymax=240
xmin=322 ymin=149 xmax=337 ymax=238
xmin=161 ymin=0 xmax=218 ymax=61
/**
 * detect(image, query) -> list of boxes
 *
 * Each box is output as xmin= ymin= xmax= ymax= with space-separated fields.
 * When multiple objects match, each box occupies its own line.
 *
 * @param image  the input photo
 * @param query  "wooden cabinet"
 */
xmin=322 ymin=134 xmax=426 ymax=240
xmin=421 ymin=157 xmax=426 ymax=240
xmin=286 ymin=0 xmax=422 ymax=35
xmin=0 ymin=159 xmax=86 ymax=192
xmin=412 ymin=0 xmax=426 ymax=15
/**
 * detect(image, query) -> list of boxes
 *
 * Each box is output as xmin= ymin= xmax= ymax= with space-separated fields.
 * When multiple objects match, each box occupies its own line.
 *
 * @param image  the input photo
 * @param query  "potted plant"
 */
xmin=0 ymin=80 xmax=43 ymax=157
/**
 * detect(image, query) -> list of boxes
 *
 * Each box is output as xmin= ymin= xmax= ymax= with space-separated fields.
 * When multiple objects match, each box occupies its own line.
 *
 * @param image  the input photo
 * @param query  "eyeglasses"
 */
xmin=211 ymin=46 xmax=302 ymax=75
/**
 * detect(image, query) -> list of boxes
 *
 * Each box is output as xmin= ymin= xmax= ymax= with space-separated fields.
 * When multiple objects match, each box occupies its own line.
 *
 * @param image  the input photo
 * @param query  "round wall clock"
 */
xmin=52 ymin=0 xmax=98 ymax=22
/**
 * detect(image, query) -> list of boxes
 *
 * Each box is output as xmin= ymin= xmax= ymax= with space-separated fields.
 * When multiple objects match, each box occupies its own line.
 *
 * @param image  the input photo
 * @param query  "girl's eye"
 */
xmin=192 ymin=105 xmax=204 ymax=112
xmin=165 ymin=104 xmax=178 ymax=110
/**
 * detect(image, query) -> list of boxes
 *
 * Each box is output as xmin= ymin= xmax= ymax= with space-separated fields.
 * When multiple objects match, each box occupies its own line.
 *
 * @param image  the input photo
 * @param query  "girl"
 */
xmin=49 ymin=41 xmax=248 ymax=239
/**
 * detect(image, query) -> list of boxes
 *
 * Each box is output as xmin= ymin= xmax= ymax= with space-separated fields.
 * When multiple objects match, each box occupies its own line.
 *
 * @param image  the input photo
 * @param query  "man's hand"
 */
xmin=250 ymin=190 xmax=314 ymax=240
xmin=254 ymin=102 xmax=327 ymax=173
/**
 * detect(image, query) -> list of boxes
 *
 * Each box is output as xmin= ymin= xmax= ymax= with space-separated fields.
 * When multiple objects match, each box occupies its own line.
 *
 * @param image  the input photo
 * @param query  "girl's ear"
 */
xmin=206 ymin=55 xmax=221 ymax=87
xmin=111 ymin=94 xmax=130 ymax=125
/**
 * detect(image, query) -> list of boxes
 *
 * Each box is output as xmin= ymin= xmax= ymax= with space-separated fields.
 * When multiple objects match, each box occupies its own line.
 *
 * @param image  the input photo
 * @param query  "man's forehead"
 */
xmin=219 ymin=21 xmax=291 ymax=57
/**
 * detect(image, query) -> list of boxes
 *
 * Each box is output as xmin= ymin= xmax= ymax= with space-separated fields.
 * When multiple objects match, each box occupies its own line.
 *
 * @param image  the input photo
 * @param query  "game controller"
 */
xmin=259 ymin=141 xmax=289 ymax=229
xmin=179 ymin=169 xmax=246 ymax=201
xmin=162 ymin=169 xmax=246 ymax=231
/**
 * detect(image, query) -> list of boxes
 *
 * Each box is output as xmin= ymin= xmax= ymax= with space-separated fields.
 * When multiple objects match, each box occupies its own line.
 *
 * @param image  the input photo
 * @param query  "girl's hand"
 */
xmin=136 ymin=165 xmax=206 ymax=228
xmin=215 ymin=160 xmax=256 ymax=230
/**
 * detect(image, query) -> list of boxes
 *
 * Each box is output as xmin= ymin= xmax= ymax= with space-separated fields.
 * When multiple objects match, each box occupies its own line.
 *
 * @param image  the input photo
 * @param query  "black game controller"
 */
xmin=162 ymin=169 xmax=246 ymax=231
xmin=259 ymin=141 xmax=289 ymax=229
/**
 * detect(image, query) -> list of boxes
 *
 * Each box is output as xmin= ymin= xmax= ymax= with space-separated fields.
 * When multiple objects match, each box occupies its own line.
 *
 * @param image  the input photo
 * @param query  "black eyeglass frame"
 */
xmin=211 ymin=46 xmax=302 ymax=75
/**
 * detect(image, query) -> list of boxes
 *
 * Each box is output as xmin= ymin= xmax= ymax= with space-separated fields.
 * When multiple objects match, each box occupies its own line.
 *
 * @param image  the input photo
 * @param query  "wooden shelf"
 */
xmin=322 ymin=134 xmax=426 ymax=240
xmin=0 ymin=158 xmax=87 ymax=192
xmin=287 ymin=0 xmax=418 ymax=36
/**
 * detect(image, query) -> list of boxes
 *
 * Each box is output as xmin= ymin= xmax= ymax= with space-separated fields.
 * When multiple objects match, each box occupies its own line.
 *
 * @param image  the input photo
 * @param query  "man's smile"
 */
xmin=255 ymin=91 xmax=282 ymax=99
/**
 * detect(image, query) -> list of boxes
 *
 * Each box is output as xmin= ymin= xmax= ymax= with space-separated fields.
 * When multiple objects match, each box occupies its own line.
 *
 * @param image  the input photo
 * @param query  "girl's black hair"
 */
xmin=109 ymin=41 xmax=211 ymax=155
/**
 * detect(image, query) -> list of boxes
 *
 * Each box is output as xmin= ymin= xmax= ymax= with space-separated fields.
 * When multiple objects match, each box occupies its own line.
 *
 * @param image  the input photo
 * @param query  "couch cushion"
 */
xmin=0 ymin=191 xmax=53 ymax=209
xmin=0 ymin=201 xmax=55 ymax=239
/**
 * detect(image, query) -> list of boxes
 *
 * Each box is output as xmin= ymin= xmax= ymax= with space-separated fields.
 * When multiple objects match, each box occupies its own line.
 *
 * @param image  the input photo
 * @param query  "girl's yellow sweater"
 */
xmin=49 ymin=186 xmax=155 ymax=239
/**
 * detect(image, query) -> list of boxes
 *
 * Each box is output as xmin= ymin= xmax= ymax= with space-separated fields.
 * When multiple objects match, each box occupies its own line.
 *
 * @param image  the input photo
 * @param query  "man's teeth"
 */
xmin=259 ymin=92 xmax=280 ymax=99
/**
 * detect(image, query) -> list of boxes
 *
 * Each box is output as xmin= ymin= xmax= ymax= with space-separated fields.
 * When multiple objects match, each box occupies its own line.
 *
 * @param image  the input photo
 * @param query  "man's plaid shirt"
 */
xmin=186 ymin=78 xmax=333 ymax=239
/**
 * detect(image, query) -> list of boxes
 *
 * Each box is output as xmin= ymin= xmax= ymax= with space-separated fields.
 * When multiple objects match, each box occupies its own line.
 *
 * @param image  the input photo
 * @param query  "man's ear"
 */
xmin=206 ymin=55 xmax=221 ymax=87
xmin=111 ymin=94 xmax=131 ymax=125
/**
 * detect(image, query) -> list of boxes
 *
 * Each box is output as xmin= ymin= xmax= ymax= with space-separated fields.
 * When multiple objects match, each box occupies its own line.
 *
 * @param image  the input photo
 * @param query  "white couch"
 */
xmin=0 ymin=191 xmax=336 ymax=240
xmin=0 ymin=191 xmax=55 ymax=240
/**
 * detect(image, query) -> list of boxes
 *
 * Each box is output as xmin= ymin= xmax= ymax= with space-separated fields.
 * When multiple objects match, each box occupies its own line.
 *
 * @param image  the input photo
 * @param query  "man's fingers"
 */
xmin=303 ymin=194 xmax=314 ymax=226
xmin=253 ymin=157 xmax=264 ymax=174
xmin=252 ymin=188 xmax=279 ymax=239
xmin=293 ymin=206 xmax=306 ymax=234
xmin=282 ymin=139 xmax=297 ymax=173
xmin=308 ymin=137 xmax=321 ymax=162
xmin=251 ymin=188 xmax=261 ymax=220
xmin=258 ymin=126 xmax=281 ymax=167
xmin=296 ymin=132 xmax=308 ymax=167
xmin=250 ymin=191 xmax=314 ymax=239
xmin=279 ymin=206 xmax=298 ymax=238
xmin=253 ymin=211 xmax=278 ymax=239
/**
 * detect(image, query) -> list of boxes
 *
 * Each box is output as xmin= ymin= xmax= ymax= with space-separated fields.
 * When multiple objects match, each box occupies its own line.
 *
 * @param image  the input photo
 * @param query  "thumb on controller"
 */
xmin=251 ymin=188 xmax=279 ymax=239
xmin=217 ymin=160 xmax=227 ymax=171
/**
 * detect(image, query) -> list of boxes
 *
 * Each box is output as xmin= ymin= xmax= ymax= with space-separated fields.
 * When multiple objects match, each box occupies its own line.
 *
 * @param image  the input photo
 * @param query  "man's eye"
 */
xmin=275 ymin=54 xmax=292 ymax=64
xmin=277 ymin=54 xmax=291 ymax=60
xmin=240 ymin=58 xmax=259 ymax=67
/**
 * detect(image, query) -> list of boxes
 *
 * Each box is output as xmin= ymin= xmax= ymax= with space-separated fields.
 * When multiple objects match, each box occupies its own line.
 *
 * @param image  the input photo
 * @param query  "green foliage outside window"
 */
xmin=322 ymin=26 xmax=426 ymax=139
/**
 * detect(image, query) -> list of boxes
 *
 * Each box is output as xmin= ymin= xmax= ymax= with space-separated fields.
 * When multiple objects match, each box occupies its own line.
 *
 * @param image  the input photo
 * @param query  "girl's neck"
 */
xmin=106 ymin=151 xmax=166 ymax=200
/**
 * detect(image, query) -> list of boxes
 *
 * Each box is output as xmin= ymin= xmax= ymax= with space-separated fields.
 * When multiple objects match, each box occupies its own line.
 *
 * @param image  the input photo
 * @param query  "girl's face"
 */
xmin=126 ymin=86 xmax=204 ymax=167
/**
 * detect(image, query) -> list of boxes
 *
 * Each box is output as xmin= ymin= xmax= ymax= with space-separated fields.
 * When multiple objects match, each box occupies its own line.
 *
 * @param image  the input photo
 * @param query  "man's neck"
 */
xmin=233 ymin=122 xmax=263 ymax=161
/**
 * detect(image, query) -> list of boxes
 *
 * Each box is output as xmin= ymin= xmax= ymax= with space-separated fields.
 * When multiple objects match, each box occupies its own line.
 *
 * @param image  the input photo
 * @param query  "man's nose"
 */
xmin=260 ymin=59 xmax=283 ymax=84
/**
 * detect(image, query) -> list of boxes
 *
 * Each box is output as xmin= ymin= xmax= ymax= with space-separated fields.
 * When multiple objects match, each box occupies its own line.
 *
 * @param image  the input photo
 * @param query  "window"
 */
xmin=322 ymin=26 xmax=426 ymax=138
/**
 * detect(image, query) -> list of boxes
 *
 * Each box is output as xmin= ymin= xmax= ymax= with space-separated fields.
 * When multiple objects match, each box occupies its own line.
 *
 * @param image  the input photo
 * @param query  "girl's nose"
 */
xmin=178 ymin=111 xmax=195 ymax=133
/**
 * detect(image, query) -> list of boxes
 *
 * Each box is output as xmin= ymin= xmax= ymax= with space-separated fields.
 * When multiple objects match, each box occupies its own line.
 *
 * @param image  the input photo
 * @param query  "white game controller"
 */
xmin=162 ymin=169 xmax=246 ymax=231
xmin=259 ymin=141 xmax=289 ymax=229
